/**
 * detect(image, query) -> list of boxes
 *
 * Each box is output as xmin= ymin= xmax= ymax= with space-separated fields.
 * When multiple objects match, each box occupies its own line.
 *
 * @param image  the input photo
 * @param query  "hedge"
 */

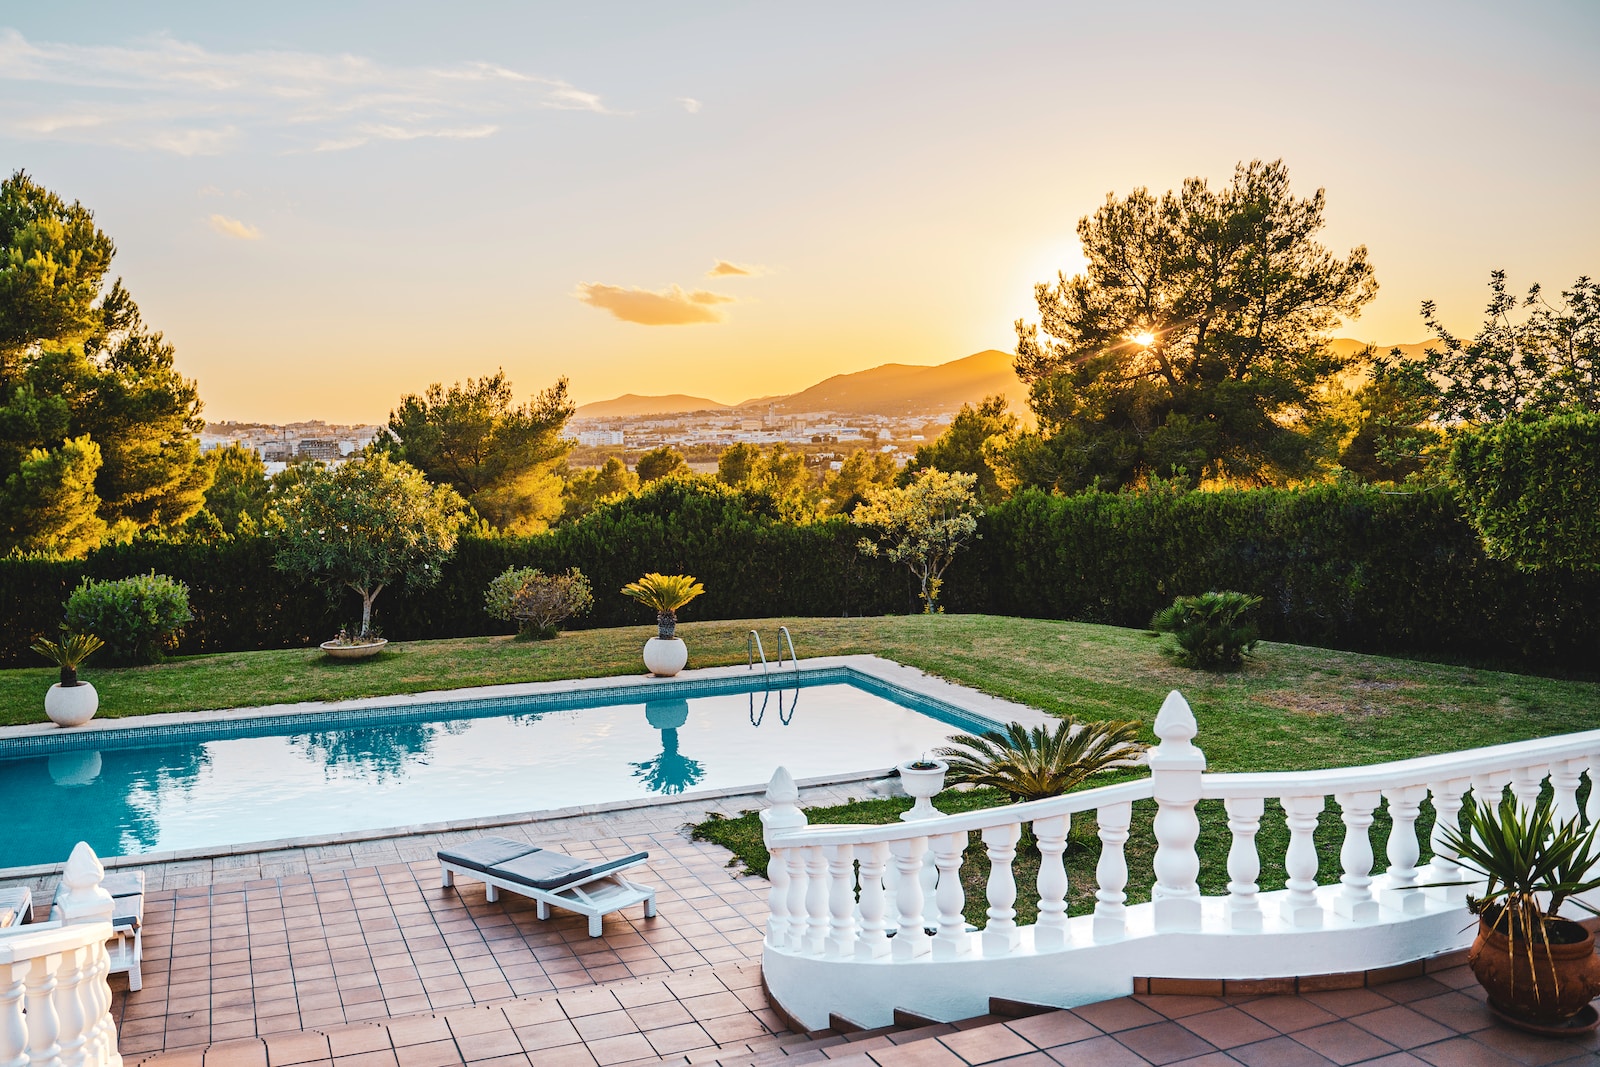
xmin=2 ymin=482 xmax=1595 ymax=671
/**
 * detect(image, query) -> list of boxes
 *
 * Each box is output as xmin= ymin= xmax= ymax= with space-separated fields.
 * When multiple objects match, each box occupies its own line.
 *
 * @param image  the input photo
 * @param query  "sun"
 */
xmin=1132 ymin=331 xmax=1156 ymax=347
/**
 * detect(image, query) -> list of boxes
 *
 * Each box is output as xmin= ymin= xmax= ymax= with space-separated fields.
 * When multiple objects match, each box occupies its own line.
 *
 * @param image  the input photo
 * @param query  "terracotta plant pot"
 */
xmin=1468 ymin=915 xmax=1600 ymax=1026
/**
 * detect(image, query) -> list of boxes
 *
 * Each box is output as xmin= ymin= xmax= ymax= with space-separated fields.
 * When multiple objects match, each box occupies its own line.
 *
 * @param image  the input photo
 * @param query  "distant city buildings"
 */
xmin=199 ymin=420 xmax=382 ymax=471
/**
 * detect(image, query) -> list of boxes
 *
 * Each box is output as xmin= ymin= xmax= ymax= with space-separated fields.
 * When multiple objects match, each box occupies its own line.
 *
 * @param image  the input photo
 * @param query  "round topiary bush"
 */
xmin=65 ymin=572 xmax=194 ymax=665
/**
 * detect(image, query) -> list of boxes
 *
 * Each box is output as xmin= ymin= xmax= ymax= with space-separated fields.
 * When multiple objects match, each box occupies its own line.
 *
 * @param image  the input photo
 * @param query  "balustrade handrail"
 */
xmin=0 ymin=920 xmax=107 ymax=962
xmin=766 ymin=778 xmax=1154 ymax=848
xmin=1201 ymin=727 xmax=1600 ymax=800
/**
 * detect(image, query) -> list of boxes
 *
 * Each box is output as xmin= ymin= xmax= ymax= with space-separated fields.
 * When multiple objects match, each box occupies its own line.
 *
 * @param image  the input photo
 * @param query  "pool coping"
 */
xmin=0 ymin=655 xmax=1055 ymax=881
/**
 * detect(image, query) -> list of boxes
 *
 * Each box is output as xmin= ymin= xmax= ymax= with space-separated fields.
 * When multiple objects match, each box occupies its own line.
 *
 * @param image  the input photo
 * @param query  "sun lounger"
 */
xmin=0 ymin=886 xmax=30 ymax=928
xmin=53 ymin=869 xmax=144 ymax=991
xmin=438 ymin=836 xmax=655 ymax=937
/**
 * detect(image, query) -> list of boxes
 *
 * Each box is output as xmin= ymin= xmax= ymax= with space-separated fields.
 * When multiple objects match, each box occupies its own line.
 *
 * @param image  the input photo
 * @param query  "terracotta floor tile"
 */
xmin=392 ymin=1040 xmax=463 ymax=1067
xmin=1072 ymin=999 xmax=1169 ymax=1035
xmin=1178 ymin=1008 xmax=1281 ymax=1051
xmin=1411 ymin=1037 xmax=1526 ymax=1067
xmin=581 ymin=1033 xmax=656 ymax=1066
xmin=1290 ymin=1021 xmax=1401 ymax=1066
xmin=1045 ymin=1035 xmax=1157 ymax=1067
xmin=1349 ymin=1007 xmax=1458 ymax=1050
xmin=1238 ymin=999 xmax=1340 ymax=1035
xmin=1114 ymin=1022 xmax=1220 ymax=1066
xmin=1227 ymin=1035 xmax=1338 ymax=1067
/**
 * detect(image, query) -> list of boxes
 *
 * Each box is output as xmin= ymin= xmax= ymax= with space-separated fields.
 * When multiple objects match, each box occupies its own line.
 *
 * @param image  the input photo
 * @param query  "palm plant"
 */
xmin=620 ymin=573 xmax=705 ymax=639
xmin=31 ymin=632 xmax=106 ymax=687
xmin=937 ymin=718 xmax=1146 ymax=802
xmin=1150 ymin=590 xmax=1262 ymax=670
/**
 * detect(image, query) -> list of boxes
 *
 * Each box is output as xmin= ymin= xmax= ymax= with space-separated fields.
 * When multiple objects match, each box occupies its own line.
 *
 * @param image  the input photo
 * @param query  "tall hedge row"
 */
xmin=2 ymin=482 xmax=1595 ymax=670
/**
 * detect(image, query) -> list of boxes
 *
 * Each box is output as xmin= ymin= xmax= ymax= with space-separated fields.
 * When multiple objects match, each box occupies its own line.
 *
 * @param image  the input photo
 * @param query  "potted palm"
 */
xmin=31 ymin=632 xmax=107 ymax=727
xmin=620 ymin=573 xmax=705 ymax=677
xmin=1436 ymin=793 xmax=1600 ymax=1032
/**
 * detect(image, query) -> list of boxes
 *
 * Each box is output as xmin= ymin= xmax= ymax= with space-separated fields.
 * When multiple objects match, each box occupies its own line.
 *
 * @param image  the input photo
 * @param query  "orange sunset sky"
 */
xmin=3 ymin=1 xmax=1598 ymax=423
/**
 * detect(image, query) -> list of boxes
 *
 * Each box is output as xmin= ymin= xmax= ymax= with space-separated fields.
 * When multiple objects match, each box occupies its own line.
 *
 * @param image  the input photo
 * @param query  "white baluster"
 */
xmin=1333 ymin=790 xmax=1380 ymax=923
xmin=2 ymin=960 xmax=26 ymax=1067
xmin=1033 ymin=815 xmax=1070 ymax=951
xmin=824 ymin=844 xmax=857 ymax=958
xmin=1281 ymin=795 xmax=1325 ymax=928
xmin=931 ymin=832 xmax=969 ymax=959
xmin=54 ymin=946 xmax=89 ymax=1067
xmin=803 ymin=846 xmax=829 ymax=955
xmin=1223 ymin=796 xmax=1264 ymax=931
xmin=784 ymin=848 xmax=809 ymax=952
xmin=1586 ymin=756 xmax=1600 ymax=826
xmin=1510 ymin=765 xmax=1545 ymax=813
xmin=24 ymin=954 xmax=63 ymax=1067
xmin=1094 ymin=801 xmax=1132 ymax=941
xmin=1552 ymin=760 xmax=1584 ymax=825
xmin=1425 ymin=778 xmax=1469 ymax=903
xmin=1381 ymin=785 xmax=1427 ymax=915
xmin=89 ymin=941 xmax=118 ymax=1067
xmin=855 ymin=842 xmax=892 ymax=959
xmin=1150 ymin=691 xmax=1205 ymax=932
xmin=889 ymin=836 xmax=931 ymax=960
xmin=1471 ymin=771 xmax=1509 ymax=816
xmin=982 ymin=823 xmax=1021 ymax=956
xmin=760 ymin=768 xmax=807 ymax=948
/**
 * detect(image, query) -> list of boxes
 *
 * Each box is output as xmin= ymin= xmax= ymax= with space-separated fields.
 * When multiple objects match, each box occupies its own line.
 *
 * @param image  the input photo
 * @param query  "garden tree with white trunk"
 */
xmin=268 ymin=453 xmax=468 ymax=642
xmin=853 ymin=468 xmax=982 ymax=613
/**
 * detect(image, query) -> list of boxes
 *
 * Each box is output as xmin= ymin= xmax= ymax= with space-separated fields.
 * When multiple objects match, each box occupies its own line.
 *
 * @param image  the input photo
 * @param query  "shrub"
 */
xmin=1150 ymin=590 xmax=1262 ymax=670
xmin=485 ymin=566 xmax=594 ymax=639
xmin=65 ymin=572 xmax=194 ymax=665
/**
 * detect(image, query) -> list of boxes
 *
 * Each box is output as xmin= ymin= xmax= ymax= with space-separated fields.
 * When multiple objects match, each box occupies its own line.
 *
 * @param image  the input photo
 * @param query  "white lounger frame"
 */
xmin=440 ymin=856 xmax=657 ymax=937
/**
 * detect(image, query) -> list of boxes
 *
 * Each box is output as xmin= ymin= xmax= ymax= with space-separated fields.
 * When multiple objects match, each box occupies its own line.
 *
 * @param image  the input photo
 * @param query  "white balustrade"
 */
xmin=1381 ymin=785 xmax=1427 ymax=914
xmin=1552 ymin=759 xmax=1584 ymax=824
xmin=855 ymin=842 xmax=892 ymax=959
xmin=825 ymin=844 xmax=857 ymax=958
xmin=1032 ymin=815 xmax=1069 ymax=951
xmin=760 ymin=767 xmax=807 ymax=948
xmin=1333 ymin=790 xmax=1380 ymax=923
xmin=0 ymin=923 xmax=121 ymax=1067
xmin=1280 ymin=795 xmax=1325 ymax=928
xmin=1150 ymin=692 xmax=1205 ymax=933
xmin=1425 ymin=778 xmax=1469 ymax=903
xmin=1093 ymin=801 xmax=1132 ymax=941
xmin=931 ymin=832 xmax=969 ymax=959
xmin=889 ymin=837 xmax=932 ymax=960
xmin=803 ymin=847 xmax=829 ymax=955
xmin=981 ymin=823 xmax=1020 ymax=956
xmin=1223 ymin=796 xmax=1263 ymax=931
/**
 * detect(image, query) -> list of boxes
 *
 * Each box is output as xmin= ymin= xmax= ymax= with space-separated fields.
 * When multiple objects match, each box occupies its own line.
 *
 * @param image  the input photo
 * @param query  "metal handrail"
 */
xmin=777 ymin=625 xmax=798 ymax=669
xmin=748 ymin=630 xmax=768 ymax=671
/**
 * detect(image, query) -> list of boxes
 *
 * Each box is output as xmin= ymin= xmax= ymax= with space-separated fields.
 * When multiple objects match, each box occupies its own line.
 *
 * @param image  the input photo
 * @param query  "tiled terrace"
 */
xmin=9 ymin=783 xmax=1600 ymax=1067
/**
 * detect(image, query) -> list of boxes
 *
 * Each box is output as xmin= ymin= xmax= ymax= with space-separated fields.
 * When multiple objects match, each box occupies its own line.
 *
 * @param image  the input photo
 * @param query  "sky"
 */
xmin=2 ymin=1 xmax=1597 ymax=424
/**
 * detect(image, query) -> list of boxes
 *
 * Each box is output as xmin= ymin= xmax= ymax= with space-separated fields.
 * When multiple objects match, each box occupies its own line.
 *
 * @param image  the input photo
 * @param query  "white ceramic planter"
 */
xmin=45 ymin=682 xmax=99 ymax=728
xmin=643 ymin=637 xmax=688 ymax=677
xmin=897 ymin=758 xmax=949 ymax=821
xmin=320 ymin=638 xmax=388 ymax=660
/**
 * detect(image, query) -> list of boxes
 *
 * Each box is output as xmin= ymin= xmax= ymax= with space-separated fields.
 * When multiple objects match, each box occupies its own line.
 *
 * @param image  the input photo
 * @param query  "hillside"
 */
xmin=1328 ymin=338 xmax=1435 ymax=360
xmin=740 ymin=349 xmax=1025 ymax=416
xmin=574 ymin=393 xmax=730 ymax=418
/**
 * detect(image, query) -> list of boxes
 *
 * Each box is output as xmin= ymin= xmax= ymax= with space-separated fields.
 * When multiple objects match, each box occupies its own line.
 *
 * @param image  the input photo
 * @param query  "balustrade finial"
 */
xmin=56 ymin=841 xmax=114 ymax=926
xmin=1151 ymin=691 xmax=1204 ymax=771
xmin=767 ymin=766 xmax=799 ymax=804
xmin=761 ymin=766 xmax=808 ymax=847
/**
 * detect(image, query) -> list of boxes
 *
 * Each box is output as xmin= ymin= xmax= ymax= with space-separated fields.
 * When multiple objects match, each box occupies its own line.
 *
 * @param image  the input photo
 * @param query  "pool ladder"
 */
xmin=748 ymin=626 xmax=798 ymax=673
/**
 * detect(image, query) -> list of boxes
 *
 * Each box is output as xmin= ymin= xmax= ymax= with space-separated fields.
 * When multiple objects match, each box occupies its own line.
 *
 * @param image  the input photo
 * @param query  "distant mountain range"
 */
xmin=574 ymin=340 xmax=1433 ymax=420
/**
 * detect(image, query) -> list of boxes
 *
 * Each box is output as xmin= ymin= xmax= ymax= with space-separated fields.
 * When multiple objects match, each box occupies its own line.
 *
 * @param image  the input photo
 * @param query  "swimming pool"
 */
xmin=0 ymin=666 xmax=999 ymax=870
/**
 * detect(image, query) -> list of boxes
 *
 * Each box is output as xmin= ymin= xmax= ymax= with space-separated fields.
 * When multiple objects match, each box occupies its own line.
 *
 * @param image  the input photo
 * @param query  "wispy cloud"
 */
xmin=678 ymin=97 xmax=702 ymax=114
xmin=707 ymin=259 xmax=763 ymax=277
xmin=208 ymin=214 xmax=261 ymax=240
xmin=576 ymin=282 xmax=735 ymax=326
xmin=0 ymin=29 xmax=619 ymax=155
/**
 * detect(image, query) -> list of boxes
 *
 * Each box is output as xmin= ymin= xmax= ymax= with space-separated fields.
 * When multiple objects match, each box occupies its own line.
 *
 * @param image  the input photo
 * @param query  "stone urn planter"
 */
xmin=320 ymin=638 xmax=388 ymax=660
xmin=643 ymin=637 xmax=688 ymax=677
xmin=45 ymin=682 xmax=99 ymax=728
xmin=897 ymin=758 xmax=948 ymax=821
xmin=1469 ymin=915 xmax=1600 ymax=1031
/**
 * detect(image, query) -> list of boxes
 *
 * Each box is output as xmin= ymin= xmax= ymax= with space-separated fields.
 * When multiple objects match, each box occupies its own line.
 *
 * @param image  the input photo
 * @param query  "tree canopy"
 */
xmin=376 ymin=370 xmax=572 ymax=532
xmin=0 ymin=171 xmax=208 ymax=556
xmin=1011 ymin=159 xmax=1377 ymax=491
xmin=902 ymin=395 xmax=1018 ymax=502
xmin=560 ymin=456 xmax=638 ymax=522
xmin=853 ymin=467 xmax=982 ymax=612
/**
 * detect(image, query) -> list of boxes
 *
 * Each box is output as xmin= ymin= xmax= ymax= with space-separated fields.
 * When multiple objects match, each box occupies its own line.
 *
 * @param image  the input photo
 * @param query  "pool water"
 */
xmin=0 ymin=671 xmax=991 ymax=869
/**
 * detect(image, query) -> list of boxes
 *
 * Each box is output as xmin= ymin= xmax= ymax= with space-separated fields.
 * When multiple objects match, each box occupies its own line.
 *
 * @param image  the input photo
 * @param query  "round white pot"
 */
xmin=320 ymin=638 xmax=388 ymax=660
xmin=643 ymin=637 xmax=688 ymax=677
xmin=897 ymin=758 xmax=949 ymax=821
xmin=45 ymin=682 xmax=99 ymax=728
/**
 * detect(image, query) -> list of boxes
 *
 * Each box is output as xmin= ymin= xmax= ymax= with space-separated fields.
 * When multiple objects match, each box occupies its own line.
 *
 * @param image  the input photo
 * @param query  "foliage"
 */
xmin=635 ymin=446 xmax=687 ymax=483
xmin=938 ymin=718 xmax=1146 ymax=801
xmin=1012 ymin=160 xmax=1376 ymax=491
xmin=268 ymin=453 xmax=468 ymax=639
xmin=1412 ymin=271 xmax=1600 ymax=423
xmin=1336 ymin=358 xmax=1446 ymax=483
xmin=0 ymin=172 xmax=208 ymax=556
xmin=1450 ymin=412 xmax=1600 ymax=572
xmin=65 ymin=571 xmax=192 ymax=665
xmin=1150 ymin=590 xmax=1263 ymax=670
xmin=30 ymin=630 xmax=104 ymax=686
xmin=902 ymin=395 xmax=1018 ymax=503
xmin=717 ymin=442 xmax=815 ymax=514
xmin=191 ymin=443 xmax=270 ymax=536
xmin=620 ymin=573 xmax=705 ymax=639
xmin=822 ymin=448 xmax=898 ymax=514
xmin=484 ymin=565 xmax=594 ymax=638
xmin=559 ymin=456 xmax=637 ymax=523
xmin=375 ymin=370 xmax=572 ymax=532
xmin=854 ymin=468 xmax=982 ymax=612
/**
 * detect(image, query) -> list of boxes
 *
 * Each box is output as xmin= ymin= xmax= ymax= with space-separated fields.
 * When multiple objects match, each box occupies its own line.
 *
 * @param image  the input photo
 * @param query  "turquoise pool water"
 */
xmin=0 ymin=669 xmax=993 ymax=870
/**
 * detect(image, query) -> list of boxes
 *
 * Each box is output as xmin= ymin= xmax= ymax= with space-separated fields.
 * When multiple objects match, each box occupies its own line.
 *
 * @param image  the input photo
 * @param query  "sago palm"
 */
xmin=937 ymin=718 xmax=1146 ymax=802
xmin=620 ymin=573 xmax=706 ymax=639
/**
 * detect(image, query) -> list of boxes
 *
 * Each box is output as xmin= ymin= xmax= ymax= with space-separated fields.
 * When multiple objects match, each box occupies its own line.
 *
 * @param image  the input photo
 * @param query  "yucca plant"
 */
xmin=620 ymin=573 xmax=706 ymax=639
xmin=937 ymin=718 xmax=1146 ymax=802
xmin=31 ymin=632 xmax=106 ymax=687
xmin=1150 ymin=590 xmax=1262 ymax=670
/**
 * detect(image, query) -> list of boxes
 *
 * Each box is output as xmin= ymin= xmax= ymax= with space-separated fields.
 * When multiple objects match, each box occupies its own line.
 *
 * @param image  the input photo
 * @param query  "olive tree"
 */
xmin=853 ymin=467 xmax=982 ymax=613
xmin=269 ymin=453 xmax=468 ymax=640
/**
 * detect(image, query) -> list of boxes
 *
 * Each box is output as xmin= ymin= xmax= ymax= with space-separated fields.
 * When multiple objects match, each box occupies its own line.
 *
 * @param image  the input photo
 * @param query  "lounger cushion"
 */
xmin=438 ymin=836 xmax=540 ymax=874
xmin=101 ymin=871 xmax=145 ymax=899
xmin=0 ymin=887 xmax=29 ymax=928
xmin=489 ymin=850 xmax=595 ymax=890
